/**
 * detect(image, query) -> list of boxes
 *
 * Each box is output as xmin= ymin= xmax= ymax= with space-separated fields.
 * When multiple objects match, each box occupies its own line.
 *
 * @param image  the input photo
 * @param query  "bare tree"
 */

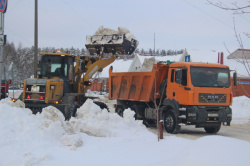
xmin=207 ymin=0 xmax=250 ymax=14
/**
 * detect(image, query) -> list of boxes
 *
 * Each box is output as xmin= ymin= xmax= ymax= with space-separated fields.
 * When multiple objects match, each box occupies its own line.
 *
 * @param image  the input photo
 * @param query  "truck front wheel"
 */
xmin=204 ymin=124 xmax=221 ymax=134
xmin=164 ymin=109 xmax=180 ymax=134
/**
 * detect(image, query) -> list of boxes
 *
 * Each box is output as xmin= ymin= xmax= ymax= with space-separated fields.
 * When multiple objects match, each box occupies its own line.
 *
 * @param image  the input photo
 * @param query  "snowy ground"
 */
xmin=1 ymin=93 xmax=250 ymax=166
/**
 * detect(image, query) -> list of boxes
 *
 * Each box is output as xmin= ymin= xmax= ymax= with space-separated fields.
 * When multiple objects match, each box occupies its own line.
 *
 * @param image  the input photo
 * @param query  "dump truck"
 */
xmin=109 ymin=61 xmax=237 ymax=134
xmin=18 ymin=30 xmax=138 ymax=120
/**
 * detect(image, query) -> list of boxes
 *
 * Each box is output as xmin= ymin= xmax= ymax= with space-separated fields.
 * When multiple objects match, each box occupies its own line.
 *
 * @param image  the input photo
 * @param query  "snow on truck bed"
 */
xmin=0 ymin=97 xmax=250 ymax=166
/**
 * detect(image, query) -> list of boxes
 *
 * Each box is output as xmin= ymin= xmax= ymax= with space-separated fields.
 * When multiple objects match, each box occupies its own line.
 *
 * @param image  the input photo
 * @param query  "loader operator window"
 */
xmin=191 ymin=67 xmax=230 ymax=88
xmin=41 ymin=56 xmax=68 ymax=77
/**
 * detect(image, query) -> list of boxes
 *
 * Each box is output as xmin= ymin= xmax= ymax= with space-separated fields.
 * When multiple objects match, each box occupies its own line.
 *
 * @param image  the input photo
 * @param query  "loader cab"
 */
xmin=38 ymin=52 xmax=74 ymax=82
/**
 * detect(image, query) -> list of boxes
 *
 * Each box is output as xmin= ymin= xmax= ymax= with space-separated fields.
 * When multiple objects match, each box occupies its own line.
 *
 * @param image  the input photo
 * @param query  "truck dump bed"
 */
xmin=109 ymin=64 xmax=169 ymax=102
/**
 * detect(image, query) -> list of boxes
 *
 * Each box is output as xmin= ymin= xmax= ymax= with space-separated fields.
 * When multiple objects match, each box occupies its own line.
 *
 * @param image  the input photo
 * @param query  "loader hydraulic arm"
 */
xmin=83 ymin=56 xmax=116 ymax=81
xmin=74 ymin=55 xmax=116 ymax=94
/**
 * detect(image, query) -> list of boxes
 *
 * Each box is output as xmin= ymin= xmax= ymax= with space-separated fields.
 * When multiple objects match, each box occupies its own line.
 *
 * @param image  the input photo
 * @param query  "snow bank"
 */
xmin=1 ymin=97 xmax=250 ymax=166
xmin=231 ymin=96 xmax=250 ymax=124
xmin=69 ymin=99 xmax=153 ymax=139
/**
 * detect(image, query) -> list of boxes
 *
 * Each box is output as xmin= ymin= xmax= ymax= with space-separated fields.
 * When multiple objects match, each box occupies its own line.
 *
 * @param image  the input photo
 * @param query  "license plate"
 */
xmin=208 ymin=113 xmax=218 ymax=117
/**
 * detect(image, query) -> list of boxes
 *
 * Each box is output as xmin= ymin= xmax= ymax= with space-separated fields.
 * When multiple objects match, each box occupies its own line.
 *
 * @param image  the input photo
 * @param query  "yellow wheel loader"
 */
xmin=19 ymin=32 xmax=138 ymax=120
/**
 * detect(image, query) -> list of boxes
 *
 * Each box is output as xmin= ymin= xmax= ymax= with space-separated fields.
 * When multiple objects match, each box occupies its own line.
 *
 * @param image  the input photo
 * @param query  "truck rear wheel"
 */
xmin=115 ymin=105 xmax=125 ymax=117
xmin=164 ymin=109 xmax=180 ymax=134
xmin=204 ymin=124 xmax=221 ymax=134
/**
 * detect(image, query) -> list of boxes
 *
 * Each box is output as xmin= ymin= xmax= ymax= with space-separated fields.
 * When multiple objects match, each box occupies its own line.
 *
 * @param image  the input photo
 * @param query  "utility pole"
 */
xmin=34 ymin=0 xmax=38 ymax=78
xmin=154 ymin=33 xmax=155 ymax=55
xmin=0 ymin=0 xmax=7 ymax=98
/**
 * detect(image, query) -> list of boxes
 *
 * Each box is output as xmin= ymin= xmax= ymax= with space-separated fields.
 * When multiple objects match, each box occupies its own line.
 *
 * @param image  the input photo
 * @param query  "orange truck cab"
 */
xmin=109 ymin=62 xmax=237 ymax=134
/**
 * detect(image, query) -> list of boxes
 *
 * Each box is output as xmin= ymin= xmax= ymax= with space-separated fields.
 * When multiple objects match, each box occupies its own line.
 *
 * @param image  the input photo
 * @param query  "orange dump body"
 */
xmin=109 ymin=64 xmax=169 ymax=102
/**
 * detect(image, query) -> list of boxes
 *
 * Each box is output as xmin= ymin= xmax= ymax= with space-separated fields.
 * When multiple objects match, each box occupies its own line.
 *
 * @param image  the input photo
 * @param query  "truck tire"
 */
xmin=93 ymin=101 xmax=109 ymax=111
xmin=66 ymin=102 xmax=78 ymax=120
xmin=164 ymin=109 xmax=180 ymax=134
xmin=204 ymin=124 xmax=221 ymax=134
xmin=115 ymin=105 xmax=125 ymax=117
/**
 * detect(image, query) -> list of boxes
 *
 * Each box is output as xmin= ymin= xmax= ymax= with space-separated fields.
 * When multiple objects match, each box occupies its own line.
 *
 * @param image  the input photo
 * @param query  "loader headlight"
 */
xmin=83 ymin=81 xmax=92 ymax=86
xmin=50 ymin=85 xmax=55 ymax=90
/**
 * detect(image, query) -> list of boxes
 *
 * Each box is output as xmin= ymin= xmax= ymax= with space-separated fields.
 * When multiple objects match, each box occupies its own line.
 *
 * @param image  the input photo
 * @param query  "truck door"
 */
xmin=167 ymin=68 xmax=189 ymax=105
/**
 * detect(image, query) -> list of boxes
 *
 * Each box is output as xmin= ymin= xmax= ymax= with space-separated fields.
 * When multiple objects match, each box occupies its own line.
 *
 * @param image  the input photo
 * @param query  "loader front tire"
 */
xmin=66 ymin=102 xmax=78 ymax=120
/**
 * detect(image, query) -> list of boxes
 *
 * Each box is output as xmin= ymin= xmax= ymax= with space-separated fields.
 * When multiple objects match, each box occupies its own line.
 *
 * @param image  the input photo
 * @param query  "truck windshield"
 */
xmin=40 ymin=56 xmax=68 ymax=77
xmin=191 ymin=67 xmax=230 ymax=88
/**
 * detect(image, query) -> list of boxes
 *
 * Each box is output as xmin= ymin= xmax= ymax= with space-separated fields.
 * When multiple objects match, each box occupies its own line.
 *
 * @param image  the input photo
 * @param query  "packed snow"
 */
xmin=0 ymin=96 xmax=250 ymax=166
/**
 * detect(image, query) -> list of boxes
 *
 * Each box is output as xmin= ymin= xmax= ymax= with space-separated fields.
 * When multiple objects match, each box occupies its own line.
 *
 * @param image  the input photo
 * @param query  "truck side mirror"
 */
xmin=233 ymin=72 xmax=237 ymax=86
xmin=175 ymin=69 xmax=182 ymax=84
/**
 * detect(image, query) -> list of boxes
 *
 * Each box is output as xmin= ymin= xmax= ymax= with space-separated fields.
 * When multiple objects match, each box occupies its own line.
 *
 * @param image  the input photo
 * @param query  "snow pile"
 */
xmin=0 ymin=97 xmax=250 ymax=166
xmin=0 ymin=97 xmax=25 ymax=108
xmin=231 ymin=96 xmax=250 ymax=124
xmin=70 ymin=99 xmax=152 ymax=138
xmin=0 ymin=98 xmax=83 ymax=151
xmin=140 ymin=57 xmax=158 ymax=71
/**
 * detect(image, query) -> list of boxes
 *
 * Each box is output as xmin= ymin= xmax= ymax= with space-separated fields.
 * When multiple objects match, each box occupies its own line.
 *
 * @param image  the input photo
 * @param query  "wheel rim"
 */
xmin=165 ymin=114 xmax=174 ymax=129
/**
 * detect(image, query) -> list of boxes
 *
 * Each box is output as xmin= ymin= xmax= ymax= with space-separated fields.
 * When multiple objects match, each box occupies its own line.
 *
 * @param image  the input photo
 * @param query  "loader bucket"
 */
xmin=85 ymin=34 xmax=138 ymax=56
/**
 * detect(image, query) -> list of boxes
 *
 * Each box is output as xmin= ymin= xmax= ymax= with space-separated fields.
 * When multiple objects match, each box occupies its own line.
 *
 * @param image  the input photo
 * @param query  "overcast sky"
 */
xmin=4 ymin=0 xmax=250 ymax=54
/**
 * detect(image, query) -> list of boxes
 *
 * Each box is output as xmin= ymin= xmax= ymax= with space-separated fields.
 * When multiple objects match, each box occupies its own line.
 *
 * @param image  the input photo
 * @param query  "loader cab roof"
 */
xmin=39 ymin=52 xmax=75 ymax=57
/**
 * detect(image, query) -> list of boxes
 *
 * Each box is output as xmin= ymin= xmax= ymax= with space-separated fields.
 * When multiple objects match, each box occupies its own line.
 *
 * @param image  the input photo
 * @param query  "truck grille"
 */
xmin=199 ymin=93 xmax=226 ymax=103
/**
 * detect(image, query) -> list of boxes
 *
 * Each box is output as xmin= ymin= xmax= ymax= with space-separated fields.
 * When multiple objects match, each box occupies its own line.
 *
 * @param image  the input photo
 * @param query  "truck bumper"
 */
xmin=186 ymin=106 xmax=232 ymax=126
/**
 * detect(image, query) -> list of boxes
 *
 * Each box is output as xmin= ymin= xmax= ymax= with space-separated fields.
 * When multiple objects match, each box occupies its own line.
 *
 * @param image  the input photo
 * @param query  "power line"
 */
xmin=183 ymin=0 xmax=234 ymax=30
xmin=61 ymin=0 xmax=95 ymax=31
xmin=5 ymin=27 xmax=33 ymax=46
